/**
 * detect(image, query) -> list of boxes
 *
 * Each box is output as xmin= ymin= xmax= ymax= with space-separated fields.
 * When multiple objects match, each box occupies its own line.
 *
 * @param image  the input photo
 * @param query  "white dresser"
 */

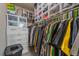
xmin=6 ymin=14 xmax=29 ymax=54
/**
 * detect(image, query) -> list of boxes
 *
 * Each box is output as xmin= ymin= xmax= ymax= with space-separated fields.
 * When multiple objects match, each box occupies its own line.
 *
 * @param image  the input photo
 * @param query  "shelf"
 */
xmin=49 ymin=5 xmax=60 ymax=15
xmin=49 ymin=3 xmax=58 ymax=9
xmin=62 ymin=4 xmax=79 ymax=12
xmin=34 ymin=3 xmax=79 ymax=22
xmin=42 ymin=3 xmax=48 ymax=8
xmin=49 ymin=4 xmax=60 ymax=11
xmin=62 ymin=3 xmax=73 ymax=9
xmin=43 ymin=6 xmax=48 ymax=13
xmin=42 ymin=10 xmax=48 ymax=16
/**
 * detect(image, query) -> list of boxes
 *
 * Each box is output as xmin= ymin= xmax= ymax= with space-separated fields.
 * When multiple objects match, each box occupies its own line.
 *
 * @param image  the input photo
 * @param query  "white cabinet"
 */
xmin=6 ymin=14 xmax=28 ymax=54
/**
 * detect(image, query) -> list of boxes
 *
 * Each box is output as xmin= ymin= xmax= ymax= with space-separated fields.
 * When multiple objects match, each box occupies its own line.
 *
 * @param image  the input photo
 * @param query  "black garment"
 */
xmin=52 ymin=20 xmax=69 ymax=49
xmin=68 ymin=20 xmax=73 ymax=49
xmin=76 ymin=18 xmax=79 ymax=29
xmin=28 ymin=27 xmax=32 ymax=46
xmin=51 ymin=22 xmax=60 ymax=43
xmin=54 ymin=47 xmax=59 ymax=56
xmin=32 ymin=27 xmax=37 ymax=47
xmin=61 ymin=51 xmax=67 ymax=56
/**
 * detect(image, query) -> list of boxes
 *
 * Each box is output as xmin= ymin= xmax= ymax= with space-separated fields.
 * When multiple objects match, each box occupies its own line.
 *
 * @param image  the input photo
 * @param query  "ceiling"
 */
xmin=14 ymin=3 xmax=34 ymax=11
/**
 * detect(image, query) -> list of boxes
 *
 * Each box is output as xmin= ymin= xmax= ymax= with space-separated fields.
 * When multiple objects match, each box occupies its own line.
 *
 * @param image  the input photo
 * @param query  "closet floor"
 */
xmin=22 ymin=46 xmax=36 ymax=56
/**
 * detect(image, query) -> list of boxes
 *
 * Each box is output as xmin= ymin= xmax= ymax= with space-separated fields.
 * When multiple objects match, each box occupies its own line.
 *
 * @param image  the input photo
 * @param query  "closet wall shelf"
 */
xmin=62 ymin=4 xmax=79 ymax=12
xmin=34 ymin=3 xmax=79 ymax=23
xmin=49 ymin=4 xmax=59 ymax=11
xmin=42 ymin=10 xmax=48 ymax=16
xmin=50 ymin=4 xmax=79 ymax=19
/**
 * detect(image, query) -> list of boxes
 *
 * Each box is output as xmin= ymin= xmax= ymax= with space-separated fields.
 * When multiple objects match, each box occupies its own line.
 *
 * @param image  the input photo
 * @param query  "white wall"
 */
xmin=0 ymin=3 xmax=25 ymax=56
xmin=0 ymin=3 xmax=30 ymax=56
xmin=0 ymin=3 xmax=7 ymax=56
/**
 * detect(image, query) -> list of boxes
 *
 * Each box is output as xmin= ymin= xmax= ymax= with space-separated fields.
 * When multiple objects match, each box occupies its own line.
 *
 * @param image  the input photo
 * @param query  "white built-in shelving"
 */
xmin=34 ymin=3 xmax=79 ymax=22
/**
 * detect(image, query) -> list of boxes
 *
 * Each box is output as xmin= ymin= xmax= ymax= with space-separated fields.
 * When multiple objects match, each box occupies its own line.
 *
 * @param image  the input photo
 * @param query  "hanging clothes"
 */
xmin=70 ymin=18 xmax=79 ymax=56
xmin=51 ymin=22 xmax=61 ymax=43
xmin=36 ymin=28 xmax=40 ymax=53
xmin=32 ymin=27 xmax=37 ymax=47
xmin=70 ymin=32 xmax=79 ymax=56
xmin=46 ymin=21 xmax=61 ymax=56
xmin=46 ymin=22 xmax=54 ymax=43
xmin=59 ymin=50 xmax=62 ymax=56
xmin=40 ymin=27 xmax=47 ymax=56
xmin=33 ymin=28 xmax=39 ymax=52
xmin=54 ymin=47 xmax=59 ymax=56
xmin=36 ymin=25 xmax=46 ymax=55
xmin=51 ymin=20 xmax=64 ymax=47
xmin=29 ymin=16 xmax=79 ymax=56
xmin=45 ymin=22 xmax=55 ymax=56
xmin=50 ymin=46 xmax=55 ymax=56
xmin=44 ymin=23 xmax=52 ymax=56
xmin=49 ymin=21 xmax=61 ymax=56
xmin=30 ymin=26 xmax=36 ymax=46
xmin=52 ymin=20 xmax=69 ymax=48
xmin=40 ymin=22 xmax=48 ymax=56
xmin=61 ymin=20 xmax=71 ymax=56
xmin=71 ymin=19 xmax=78 ymax=48
xmin=28 ymin=26 xmax=32 ymax=46
xmin=46 ymin=21 xmax=60 ymax=43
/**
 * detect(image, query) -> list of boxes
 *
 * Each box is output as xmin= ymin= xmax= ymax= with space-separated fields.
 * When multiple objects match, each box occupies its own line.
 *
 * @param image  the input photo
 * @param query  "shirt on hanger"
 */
xmin=34 ymin=29 xmax=39 ymax=52
xmin=30 ymin=26 xmax=36 ymax=46
xmin=61 ymin=20 xmax=71 ymax=56
xmin=70 ymin=18 xmax=79 ymax=56
xmin=52 ymin=20 xmax=69 ymax=48
xmin=70 ymin=19 xmax=78 ymax=49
